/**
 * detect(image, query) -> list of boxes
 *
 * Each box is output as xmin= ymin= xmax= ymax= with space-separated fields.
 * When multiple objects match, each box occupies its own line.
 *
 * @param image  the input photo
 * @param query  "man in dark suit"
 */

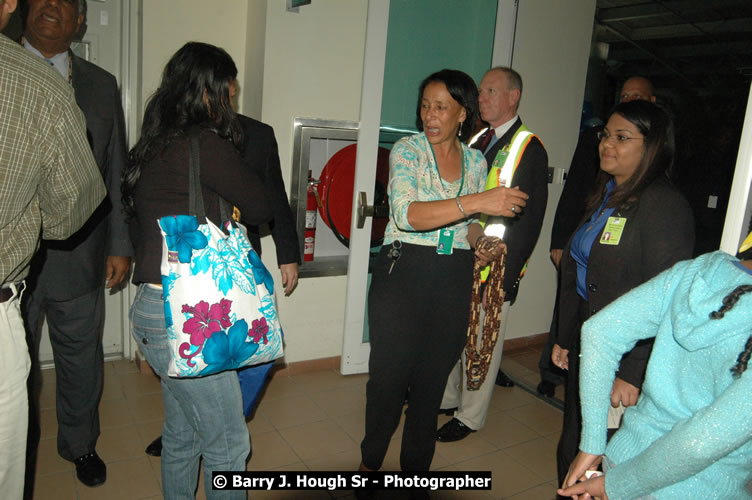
xmin=238 ymin=114 xmax=301 ymax=295
xmin=20 ymin=0 xmax=130 ymax=490
xmin=438 ymin=67 xmax=548 ymax=442
xmin=142 ymin=113 xmax=302 ymax=458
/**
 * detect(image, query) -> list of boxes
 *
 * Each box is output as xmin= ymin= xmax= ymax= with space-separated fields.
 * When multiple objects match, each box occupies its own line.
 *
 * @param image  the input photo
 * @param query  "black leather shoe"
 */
xmin=495 ymin=370 xmax=515 ymax=387
xmin=74 ymin=452 xmax=106 ymax=487
xmin=145 ymin=436 xmax=162 ymax=457
xmin=436 ymin=418 xmax=475 ymax=442
xmin=537 ymin=381 xmax=556 ymax=397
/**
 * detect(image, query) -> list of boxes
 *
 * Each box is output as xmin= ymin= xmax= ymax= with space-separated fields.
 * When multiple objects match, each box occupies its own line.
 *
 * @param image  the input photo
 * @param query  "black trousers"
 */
xmin=23 ymin=285 xmax=104 ymax=498
xmin=539 ymin=270 xmax=566 ymax=386
xmin=361 ymin=243 xmax=473 ymax=471
xmin=538 ymin=328 xmax=566 ymax=385
xmin=556 ymin=297 xmax=588 ymax=490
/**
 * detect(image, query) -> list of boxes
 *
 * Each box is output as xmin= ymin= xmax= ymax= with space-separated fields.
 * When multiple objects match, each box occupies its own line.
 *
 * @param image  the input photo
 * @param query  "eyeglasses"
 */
xmin=620 ymin=93 xmax=649 ymax=102
xmin=597 ymin=130 xmax=644 ymax=144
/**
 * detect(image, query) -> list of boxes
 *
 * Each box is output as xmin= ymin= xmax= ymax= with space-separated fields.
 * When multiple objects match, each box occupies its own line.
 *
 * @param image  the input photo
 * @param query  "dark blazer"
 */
xmin=29 ymin=54 xmax=131 ymax=300
xmin=556 ymin=177 xmax=694 ymax=386
xmin=238 ymin=115 xmax=300 ymax=266
xmin=474 ymin=117 xmax=548 ymax=303
xmin=550 ymin=126 xmax=601 ymax=250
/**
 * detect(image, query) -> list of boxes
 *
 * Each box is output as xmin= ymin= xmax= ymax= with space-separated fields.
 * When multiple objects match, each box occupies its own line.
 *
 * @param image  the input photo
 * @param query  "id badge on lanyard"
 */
xmin=437 ymin=228 xmax=455 ymax=255
xmin=600 ymin=217 xmax=627 ymax=245
xmin=429 ymin=142 xmax=464 ymax=256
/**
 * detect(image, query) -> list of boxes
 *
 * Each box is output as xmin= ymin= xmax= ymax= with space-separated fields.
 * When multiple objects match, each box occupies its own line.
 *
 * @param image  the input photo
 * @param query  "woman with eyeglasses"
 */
xmin=550 ymin=100 xmax=694 ymax=491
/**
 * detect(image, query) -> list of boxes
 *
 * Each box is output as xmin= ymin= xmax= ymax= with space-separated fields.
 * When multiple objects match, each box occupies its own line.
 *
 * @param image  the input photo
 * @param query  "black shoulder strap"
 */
xmin=188 ymin=134 xmax=233 ymax=225
xmin=188 ymin=136 xmax=205 ymax=218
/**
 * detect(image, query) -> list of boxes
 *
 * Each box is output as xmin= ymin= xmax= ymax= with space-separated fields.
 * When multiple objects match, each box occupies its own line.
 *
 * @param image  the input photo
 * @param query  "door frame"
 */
xmin=339 ymin=0 xmax=390 ymax=375
xmin=720 ymin=83 xmax=752 ymax=254
xmin=121 ymin=0 xmax=142 ymax=360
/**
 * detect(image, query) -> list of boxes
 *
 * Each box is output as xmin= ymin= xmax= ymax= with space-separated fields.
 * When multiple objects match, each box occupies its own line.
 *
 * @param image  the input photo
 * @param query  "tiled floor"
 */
xmin=30 ymin=346 xmax=564 ymax=499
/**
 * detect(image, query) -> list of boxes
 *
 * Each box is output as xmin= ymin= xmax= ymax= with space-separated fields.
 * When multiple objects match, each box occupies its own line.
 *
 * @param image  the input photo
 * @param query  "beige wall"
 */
xmin=242 ymin=0 xmax=267 ymax=119
xmin=504 ymin=0 xmax=597 ymax=340
xmin=514 ymin=0 xmax=596 ymax=170
xmin=140 ymin=0 xmax=250 ymax=114
xmin=258 ymin=0 xmax=368 ymax=363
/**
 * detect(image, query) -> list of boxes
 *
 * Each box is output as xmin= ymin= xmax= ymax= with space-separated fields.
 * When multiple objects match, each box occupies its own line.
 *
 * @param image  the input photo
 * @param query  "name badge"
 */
xmin=600 ymin=217 xmax=627 ymax=245
xmin=491 ymin=150 xmax=509 ymax=170
xmin=437 ymin=228 xmax=455 ymax=255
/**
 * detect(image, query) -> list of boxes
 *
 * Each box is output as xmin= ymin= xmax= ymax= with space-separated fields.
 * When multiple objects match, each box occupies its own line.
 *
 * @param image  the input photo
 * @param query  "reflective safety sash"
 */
xmin=479 ymin=125 xmax=536 ymax=282
xmin=740 ymin=230 xmax=752 ymax=254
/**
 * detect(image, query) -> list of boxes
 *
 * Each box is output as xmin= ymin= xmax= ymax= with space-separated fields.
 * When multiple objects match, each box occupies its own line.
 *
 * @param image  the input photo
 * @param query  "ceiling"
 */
xmin=594 ymin=0 xmax=752 ymax=95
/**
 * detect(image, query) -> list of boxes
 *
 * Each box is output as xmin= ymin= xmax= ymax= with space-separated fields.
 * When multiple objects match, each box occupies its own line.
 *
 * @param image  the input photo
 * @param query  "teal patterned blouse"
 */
xmin=384 ymin=132 xmax=487 ymax=249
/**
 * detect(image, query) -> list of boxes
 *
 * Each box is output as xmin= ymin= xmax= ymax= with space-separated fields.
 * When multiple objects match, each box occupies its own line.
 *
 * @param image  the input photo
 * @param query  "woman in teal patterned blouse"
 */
xmin=359 ymin=69 xmax=528 ymax=474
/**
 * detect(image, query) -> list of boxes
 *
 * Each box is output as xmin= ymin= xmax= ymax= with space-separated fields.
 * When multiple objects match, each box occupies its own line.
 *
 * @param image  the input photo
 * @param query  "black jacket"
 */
xmin=556 ymin=177 xmax=694 ymax=386
xmin=474 ymin=118 xmax=548 ymax=302
xmin=28 ymin=54 xmax=131 ymax=300
xmin=238 ymin=115 xmax=300 ymax=266
xmin=550 ymin=126 xmax=601 ymax=250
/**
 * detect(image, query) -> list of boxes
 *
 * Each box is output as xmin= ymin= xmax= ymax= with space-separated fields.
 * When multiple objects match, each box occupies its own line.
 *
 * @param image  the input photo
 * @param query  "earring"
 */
xmin=458 ymin=122 xmax=463 ymax=136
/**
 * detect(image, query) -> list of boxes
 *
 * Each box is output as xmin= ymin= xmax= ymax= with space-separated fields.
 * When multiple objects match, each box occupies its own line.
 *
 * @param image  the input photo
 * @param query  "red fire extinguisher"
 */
xmin=304 ymin=171 xmax=321 ymax=262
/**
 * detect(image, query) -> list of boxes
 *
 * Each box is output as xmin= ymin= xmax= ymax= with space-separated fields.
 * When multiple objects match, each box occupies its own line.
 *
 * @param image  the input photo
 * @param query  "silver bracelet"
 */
xmin=455 ymin=197 xmax=468 ymax=219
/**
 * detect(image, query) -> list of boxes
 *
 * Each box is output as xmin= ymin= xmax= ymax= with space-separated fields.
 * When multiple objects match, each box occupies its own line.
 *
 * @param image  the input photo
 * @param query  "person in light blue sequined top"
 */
xmin=559 ymin=248 xmax=752 ymax=500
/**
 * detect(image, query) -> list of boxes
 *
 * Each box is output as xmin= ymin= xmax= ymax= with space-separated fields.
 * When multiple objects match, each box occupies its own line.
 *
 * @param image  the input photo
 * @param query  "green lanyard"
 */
xmin=428 ymin=139 xmax=466 ymax=198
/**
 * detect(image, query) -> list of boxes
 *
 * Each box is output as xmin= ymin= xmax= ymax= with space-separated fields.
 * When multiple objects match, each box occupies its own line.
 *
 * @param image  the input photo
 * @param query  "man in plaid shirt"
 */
xmin=0 ymin=0 xmax=104 ymax=496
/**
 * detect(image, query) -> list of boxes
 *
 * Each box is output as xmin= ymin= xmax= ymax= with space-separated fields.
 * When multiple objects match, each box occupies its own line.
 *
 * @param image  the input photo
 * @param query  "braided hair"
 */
xmin=709 ymin=284 xmax=752 ymax=378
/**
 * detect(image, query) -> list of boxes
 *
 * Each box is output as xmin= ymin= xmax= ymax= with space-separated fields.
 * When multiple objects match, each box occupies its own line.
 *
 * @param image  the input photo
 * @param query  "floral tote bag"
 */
xmin=158 ymin=136 xmax=283 ymax=377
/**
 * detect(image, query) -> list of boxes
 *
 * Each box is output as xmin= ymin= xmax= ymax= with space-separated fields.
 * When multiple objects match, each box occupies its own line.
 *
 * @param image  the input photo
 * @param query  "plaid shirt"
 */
xmin=0 ymin=34 xmax=105 ymax=285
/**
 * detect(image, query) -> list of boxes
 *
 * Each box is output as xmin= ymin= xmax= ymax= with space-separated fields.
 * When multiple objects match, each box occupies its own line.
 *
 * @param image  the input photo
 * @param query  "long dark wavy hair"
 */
xmin=585 ymin=100 xmax=674 ymax=213
xmin=122 ymin=41 xmax=241 ymax=216
xmin=415 ymin=69 xmax=479 ymax=144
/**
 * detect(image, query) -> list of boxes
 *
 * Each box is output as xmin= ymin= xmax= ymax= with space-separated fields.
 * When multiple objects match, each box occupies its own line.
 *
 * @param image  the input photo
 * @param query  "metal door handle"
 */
xmin=357 ymin=191 xmax=389 ymax=229
xmin=356 ymin=192 xmax=372 ymax=229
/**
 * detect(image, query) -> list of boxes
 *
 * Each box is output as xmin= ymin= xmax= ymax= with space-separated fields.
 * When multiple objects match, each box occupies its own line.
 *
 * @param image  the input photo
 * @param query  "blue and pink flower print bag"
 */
xmin=157 ymin=136 xmax=283 ymax=378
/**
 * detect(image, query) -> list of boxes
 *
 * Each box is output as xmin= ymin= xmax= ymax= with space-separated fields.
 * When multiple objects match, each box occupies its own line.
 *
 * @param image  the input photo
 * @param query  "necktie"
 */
xmin=478 ymin=128 xmax=496 ymax=152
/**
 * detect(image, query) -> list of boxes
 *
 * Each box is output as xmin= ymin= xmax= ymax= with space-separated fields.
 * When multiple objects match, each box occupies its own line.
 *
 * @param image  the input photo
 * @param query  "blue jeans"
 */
xmin=130 ymin=285 xmax=250 ymax=500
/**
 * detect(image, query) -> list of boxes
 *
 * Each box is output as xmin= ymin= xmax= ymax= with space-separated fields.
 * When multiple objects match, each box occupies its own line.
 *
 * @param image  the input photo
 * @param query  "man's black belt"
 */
xmin=0 ymin=283 xmax=21 ymax=303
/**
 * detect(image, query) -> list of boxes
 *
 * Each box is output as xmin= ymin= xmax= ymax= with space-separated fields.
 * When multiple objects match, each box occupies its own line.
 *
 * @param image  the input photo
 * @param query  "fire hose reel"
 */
xmin=314 ymin=144 xmax=390 ymax=250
